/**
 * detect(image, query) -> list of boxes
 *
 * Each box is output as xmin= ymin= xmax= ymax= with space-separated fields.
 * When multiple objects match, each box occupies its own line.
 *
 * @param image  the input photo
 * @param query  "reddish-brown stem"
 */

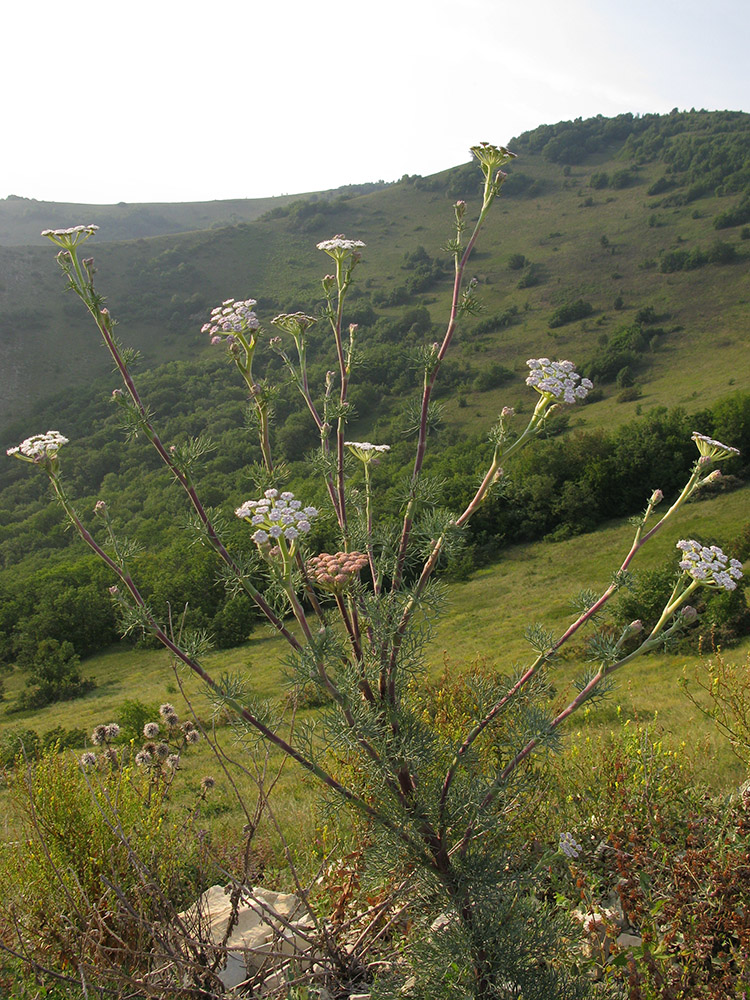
xmin=391 ymin=226 xmax=483 ymax=591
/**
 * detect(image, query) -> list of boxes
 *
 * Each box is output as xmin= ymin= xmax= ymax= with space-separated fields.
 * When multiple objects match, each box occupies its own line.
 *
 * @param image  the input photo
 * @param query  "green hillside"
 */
xmin=1 ymin=109 xmax=748 ymax=432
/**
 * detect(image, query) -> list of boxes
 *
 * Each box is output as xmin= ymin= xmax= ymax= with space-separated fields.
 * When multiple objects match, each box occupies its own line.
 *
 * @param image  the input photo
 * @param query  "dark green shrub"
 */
xmin=18 ymin=638 xmax=94 ymax=709
xmin=549 ymin=299 xmax=593 ymax=328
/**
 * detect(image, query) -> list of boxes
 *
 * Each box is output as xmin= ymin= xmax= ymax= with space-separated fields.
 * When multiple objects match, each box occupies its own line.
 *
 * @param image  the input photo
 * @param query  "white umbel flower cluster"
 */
xmin=345 ymin=441 xmax=391 ymax=464
xmin=40 ymin=224 xmax=99 ymax=251
xmin=316 ymin=235 xmax=366 ymax=253
xmin=526 ymin=359 xmax=593 ymax=403
xmin=236 ymin=489 xmax=319 ymax=546
xmin=41 ymin=224 xmax=99 ymax=238
xmin=691 ymin=432 xmax=740 ymax=461
xmin=345 ymin=441 xmax=390 ymax=453
xmin=676 ymin=539 xmax=743 ymax=591
xmin=201 ymin=299 xmax=259 ymax=338
xmin=7 ymin=431 xmax=69 ymax=462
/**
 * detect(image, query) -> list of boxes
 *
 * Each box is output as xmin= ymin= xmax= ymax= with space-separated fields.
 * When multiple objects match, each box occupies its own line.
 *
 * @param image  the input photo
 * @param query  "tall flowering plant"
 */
xmin=9 ymin=145 xmax=744 ymax=999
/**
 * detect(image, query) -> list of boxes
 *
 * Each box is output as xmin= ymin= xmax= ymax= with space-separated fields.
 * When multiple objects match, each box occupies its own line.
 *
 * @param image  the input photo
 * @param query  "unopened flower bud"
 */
xmin=681 ymin=605 xmax=698 ymax=623
xmin=628 ymin=620 xmax=643 ymax=634
xmin=501 ymin=406 xmax=515 ymax=418
xmin=703 ymin=470 xmax=722 ymax=484
xmin=454 ymin=200 xmax=466 ymax=219
xmin=94 ymin=500 xmax=107 ymax=514
xmin=211 ymin=335 xmax=222 ymax=345
xmin=112 ymin=388 xmax=123 ymax=398
xmin=650 ymin=489 xmax=663 ymax=505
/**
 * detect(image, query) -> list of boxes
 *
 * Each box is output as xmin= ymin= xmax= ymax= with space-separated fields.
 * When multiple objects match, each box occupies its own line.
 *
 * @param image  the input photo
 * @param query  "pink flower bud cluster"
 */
xmin=201 ymin=298 xmax=259 ymax=338
xmin=235 ymin=489 xmax=318 ymax=546
xmin=7 ymin=430 xmax=69 ymax=462
xmin=676 ymin=539 xmax=743 ymax=591
xmin=306 ymin=551 xmax=369 ymax=592
xmin=526 ymin=359 xmax=593 ymax=403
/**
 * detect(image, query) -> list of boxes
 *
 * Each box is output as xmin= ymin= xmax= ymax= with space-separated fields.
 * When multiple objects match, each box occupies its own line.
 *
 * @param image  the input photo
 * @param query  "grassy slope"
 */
xmin=1 ymin=117 xmax=749 ymax=432
xmin=2 ymin=486 xmax=747 ymax=780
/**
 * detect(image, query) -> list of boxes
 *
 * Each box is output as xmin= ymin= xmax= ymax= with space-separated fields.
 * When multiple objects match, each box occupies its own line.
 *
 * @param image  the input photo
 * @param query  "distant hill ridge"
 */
xmin=0 ymin=181 xmax=393 ymax=246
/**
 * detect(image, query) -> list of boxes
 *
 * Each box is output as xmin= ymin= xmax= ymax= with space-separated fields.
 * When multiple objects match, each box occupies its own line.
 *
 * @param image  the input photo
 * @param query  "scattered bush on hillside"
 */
xmin=517 ymin=260 xmax=545 ymax=287
xmin=471 ymin=304 xmax=519 ymax=335
xmin=714 ymin=198 xmax=750 ymax=230
xmin=549 ymin=298 xmax=594 ymax=328
xmin=660 ymin=239 xmax=738 ymax=272
xmin=16 ymin=638 xmax=94 ymax=709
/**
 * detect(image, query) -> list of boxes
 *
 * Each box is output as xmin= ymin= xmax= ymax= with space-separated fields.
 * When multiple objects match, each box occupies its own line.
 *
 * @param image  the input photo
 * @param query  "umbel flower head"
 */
xmin=345 ymin=441 xmax=391 ymax=464
xmin=40 ymin=224 xmax=98 ymax=250
xmin=316 ymin=235 xmax=366 ymax=260
xmin=691 ymin=432 xmax=740 ymax=462
xmin=7 ymin=431 xmax=69 ymax=463
xmin=469 ymin=142 xmax=516 ymax=173
xmin=271 ymin=312 xmax=318 ymax=342
xmin=676 ymin=539 xmax=743 ymax=591
xmin=235 ymin=489 xmax=319 ymax=550
xmin=201 ymin=299 xmax=259 ymax=339
xmin=526 ymin=359 xmax=593 ymax=403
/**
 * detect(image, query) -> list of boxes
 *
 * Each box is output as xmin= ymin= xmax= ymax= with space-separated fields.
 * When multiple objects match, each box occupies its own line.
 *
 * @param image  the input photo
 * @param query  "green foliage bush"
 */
xmin=0 ymin=741 xmax=214 ymax=992
xmin=714 ymin=197 xmax=750 ymax=229
xmin=471 ymin=304 xmax=519 ymax=335
xmin=517 ymin=261 xmax=544 ymax=288
xmin=17 ymin=637 xmax=94 ymax=709
xmin=660 ymin=240 xmax=738 ymax=272
xmin=549 ymin=299 xmax=593 ymax=328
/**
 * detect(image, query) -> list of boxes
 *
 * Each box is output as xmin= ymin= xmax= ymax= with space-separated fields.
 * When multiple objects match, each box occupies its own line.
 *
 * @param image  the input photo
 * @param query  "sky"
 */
xmin=3 ymin=0 xmax=749 ymax=205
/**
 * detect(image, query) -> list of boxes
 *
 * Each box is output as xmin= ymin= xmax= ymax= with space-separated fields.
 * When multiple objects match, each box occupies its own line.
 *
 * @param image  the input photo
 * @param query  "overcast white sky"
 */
xmin=3 ymin=0 xmax=748 ymax=205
